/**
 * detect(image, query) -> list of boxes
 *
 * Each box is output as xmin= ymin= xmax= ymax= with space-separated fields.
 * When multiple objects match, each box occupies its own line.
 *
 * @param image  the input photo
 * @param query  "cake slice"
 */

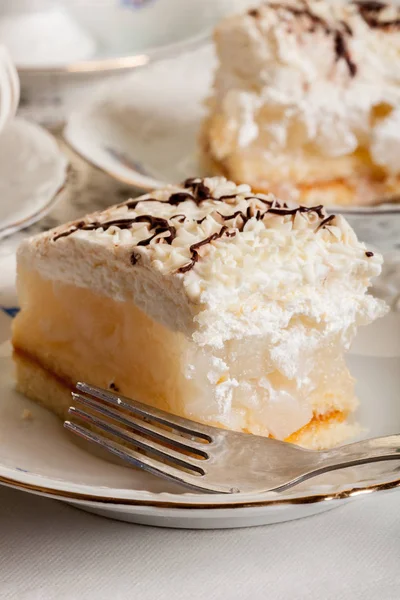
xmin=202 ymin=0 xmax=400 ymax=206
xmin=12 ymin=177 xmax=386 ymax=449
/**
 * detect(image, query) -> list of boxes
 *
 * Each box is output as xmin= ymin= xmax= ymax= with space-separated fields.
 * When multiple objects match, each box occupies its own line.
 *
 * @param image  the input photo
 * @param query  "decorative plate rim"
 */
xmin=62 ymin=128 xmax=161 ymax=191
xmin=16 ymin=30 xmax=209 ymax=76
xmin=1 ymin=470 xmax=399 ymax=509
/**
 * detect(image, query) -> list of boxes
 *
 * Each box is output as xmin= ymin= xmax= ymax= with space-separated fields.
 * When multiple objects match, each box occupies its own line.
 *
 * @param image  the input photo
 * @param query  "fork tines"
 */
xmin=64 ymin=383 xmax=217 ymax=492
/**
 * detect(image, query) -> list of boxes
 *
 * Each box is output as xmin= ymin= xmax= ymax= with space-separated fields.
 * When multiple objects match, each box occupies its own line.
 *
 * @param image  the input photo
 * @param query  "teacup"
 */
xmin=0 ymin=1 xmax=95 ymax=68
xmin=65 ymin=0 xmax=241 ymax=56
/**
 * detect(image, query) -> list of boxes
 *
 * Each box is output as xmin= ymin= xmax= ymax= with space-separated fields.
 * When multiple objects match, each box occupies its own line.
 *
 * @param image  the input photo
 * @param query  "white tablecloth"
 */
xmin=0 ymin=486 xmax=399 ymax=600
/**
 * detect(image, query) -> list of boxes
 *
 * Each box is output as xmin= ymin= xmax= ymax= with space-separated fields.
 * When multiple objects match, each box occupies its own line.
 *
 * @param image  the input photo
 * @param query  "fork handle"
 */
xmin=318 ymin=434 xmax=400 ymax=472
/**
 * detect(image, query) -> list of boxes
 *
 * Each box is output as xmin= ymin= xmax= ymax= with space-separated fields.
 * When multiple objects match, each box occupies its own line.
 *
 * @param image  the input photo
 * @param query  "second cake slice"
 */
xmin=202 ymin=0 xmax=400 ymax=206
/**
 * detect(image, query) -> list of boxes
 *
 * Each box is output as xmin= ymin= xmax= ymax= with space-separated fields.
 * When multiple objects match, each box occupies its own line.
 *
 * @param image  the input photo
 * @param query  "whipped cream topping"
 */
xmin=19 ymin=177 xmax=385 ymax=347
xmin=208 ymin=0 xmax=400 ymax=172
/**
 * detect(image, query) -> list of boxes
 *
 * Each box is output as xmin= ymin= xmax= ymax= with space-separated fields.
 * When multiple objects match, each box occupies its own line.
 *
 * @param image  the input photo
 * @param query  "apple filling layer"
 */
xmin=14 ymin=269 xmax=357 ymax=447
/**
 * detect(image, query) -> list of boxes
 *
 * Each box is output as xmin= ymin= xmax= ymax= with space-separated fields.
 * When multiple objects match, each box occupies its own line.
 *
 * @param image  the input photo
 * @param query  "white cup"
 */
xmin=0 ymin=1 xmax=95 ymax=68
xmin=65 ymin=0 xmax=240 ymax=55
xmin=0 ymin=46 xmax=19 ymax=135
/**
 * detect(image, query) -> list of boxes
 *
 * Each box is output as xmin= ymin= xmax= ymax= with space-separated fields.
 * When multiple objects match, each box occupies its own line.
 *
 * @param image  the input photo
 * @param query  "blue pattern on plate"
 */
xmin=1 ymin=306 xmax=19 ymax=318
xmin=120 ymin=0 xmax=156 ymax=8
xmin=105 ymin=146 xmax=150 ymax=176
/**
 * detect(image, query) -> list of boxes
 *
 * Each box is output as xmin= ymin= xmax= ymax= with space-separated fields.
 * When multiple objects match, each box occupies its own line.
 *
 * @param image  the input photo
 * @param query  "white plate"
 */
xmin=0 ymin=118 xmax=68 ymax=239
xmin=1 ymin=296 xmax=400 ymax=528
xmin=64 ymin=46 xmax=400 ymax=215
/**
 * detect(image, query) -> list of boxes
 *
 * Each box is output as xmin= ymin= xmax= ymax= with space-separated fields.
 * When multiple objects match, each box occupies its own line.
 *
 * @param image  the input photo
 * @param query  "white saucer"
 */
xmin=0 ymin=294 xmax=400 ymax=528
xmin=64 ymin=45 xmax=400 ymax=216
xmin=0 ymin=118 xmax=68 ymax=239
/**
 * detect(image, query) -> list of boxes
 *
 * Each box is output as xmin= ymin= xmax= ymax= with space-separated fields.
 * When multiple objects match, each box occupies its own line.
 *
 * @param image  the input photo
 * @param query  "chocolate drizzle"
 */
xmin=316 ymin=214 xmax=336 ymax=230
xmin=178 ymin=226 xmax=233 ymax=274
xmin=218 ymin=210 xmax=248 ymax=221
xmin=168 ymin=192 xmax=195 ymax=205
xmin=53 ymin=178 xmax=337 ymax=276
xmin=53 ymin=221 xmax=85 ymax=241
xmin=268 ymin=2 xmax=330 ymax=33
xmin=131 ymin=253 xmax=140 ymax=265
xmin=217 ymin=207 xmax=265 ymax=232
xmin=334 ymin=30 xmax=357 ymax=76
xmin=245 ymin=195 xmax=273 ymax=206
xmin=125 ymin=198 xmax=163 ymax=210
xmin=340 ymin=19 xmax=353 ymax=36
xmin=268 ymin=204 xmax=325 ymax=218
xmin=170 ymin=214 xmax=186 ymax=223
xmin=124 ymin=179 xmax=214 ymax=213
xmin=183 ymin=178 xmax=213 ymax=202
xmin=54 ymin=215 xmax=176 ymax=252
xmin=353 ymin=1 xmax=400 ymax=30
xmin=132 ymin=215 xmax=175 ymax=238
xmin=129 ymin=216 xmax=176 ymax=253
xmin=125 ymin=195 xmax=194 ymax=211
xmin=219 ymin=194 xmax=239 ymax=201
xmin=356 ymin=0 xmax=385 ymax=10
xmin=175 ymin=200 xmax=330 ymax=274
xmin=266 ymin=2 xmax=357 ymax=77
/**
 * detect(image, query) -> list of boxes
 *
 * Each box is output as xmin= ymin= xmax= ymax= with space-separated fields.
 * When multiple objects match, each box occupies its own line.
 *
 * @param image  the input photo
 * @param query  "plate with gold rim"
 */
xmin=1 ymin=280 xmax=400 ymax=528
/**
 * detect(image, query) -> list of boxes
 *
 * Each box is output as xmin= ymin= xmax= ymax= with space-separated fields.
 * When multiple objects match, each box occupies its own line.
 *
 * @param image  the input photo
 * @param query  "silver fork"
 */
xmin=64 ymin=383 xmax=400 ymax=494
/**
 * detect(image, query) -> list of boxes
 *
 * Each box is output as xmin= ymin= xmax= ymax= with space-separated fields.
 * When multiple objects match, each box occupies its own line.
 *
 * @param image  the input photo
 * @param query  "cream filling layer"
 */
xmin=13 ymin=268 xmax=359 ymax=441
